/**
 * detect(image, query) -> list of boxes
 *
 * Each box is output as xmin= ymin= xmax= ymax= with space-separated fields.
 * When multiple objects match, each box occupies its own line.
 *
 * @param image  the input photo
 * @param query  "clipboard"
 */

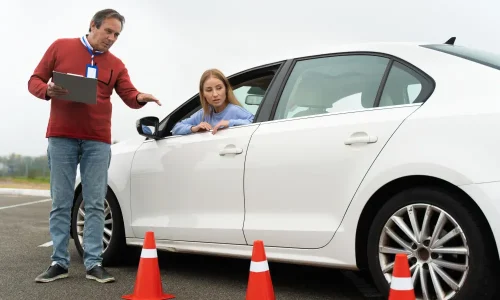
xmin=52 ymin=71 xmax=98 ymax=104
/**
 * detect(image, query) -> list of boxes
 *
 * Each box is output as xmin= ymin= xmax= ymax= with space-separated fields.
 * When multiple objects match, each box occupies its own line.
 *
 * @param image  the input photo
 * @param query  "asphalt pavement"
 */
xmin=0 ymin=194 xmax=384 ymax=300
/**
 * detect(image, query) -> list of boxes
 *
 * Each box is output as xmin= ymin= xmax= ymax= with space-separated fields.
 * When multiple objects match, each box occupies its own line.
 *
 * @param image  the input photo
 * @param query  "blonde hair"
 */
xmin=199 ymin=69 xmax=242 ymax=121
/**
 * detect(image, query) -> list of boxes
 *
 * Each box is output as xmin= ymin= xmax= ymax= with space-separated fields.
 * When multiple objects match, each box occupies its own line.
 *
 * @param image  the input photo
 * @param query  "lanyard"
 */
xmin=81 ymin=36 xmax=103 ymax=66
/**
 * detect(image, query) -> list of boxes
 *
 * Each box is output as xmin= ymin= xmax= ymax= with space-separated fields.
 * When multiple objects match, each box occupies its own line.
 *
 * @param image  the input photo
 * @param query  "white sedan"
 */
xmin=72 ymin=37 xmax=500 ymax=300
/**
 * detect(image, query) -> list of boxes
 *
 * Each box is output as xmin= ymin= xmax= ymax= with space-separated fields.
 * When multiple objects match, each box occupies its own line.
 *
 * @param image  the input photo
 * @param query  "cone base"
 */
xmin=388 ymin=289 xmax=415 ymax=300
xmin=122 ymin=292 xmax=175 ymax=300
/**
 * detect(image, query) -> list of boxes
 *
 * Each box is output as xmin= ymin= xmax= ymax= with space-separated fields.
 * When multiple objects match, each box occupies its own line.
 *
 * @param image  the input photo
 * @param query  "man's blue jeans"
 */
xmin=47 ymin=137 xmax=111 ymax=271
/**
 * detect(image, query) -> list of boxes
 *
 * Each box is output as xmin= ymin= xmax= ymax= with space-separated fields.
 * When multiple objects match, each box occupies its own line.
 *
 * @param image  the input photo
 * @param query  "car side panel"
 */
xmin=243 ymin=105 xmax=420 ymax=249
xmin=329 ymin=64 xmax=500 ymax=265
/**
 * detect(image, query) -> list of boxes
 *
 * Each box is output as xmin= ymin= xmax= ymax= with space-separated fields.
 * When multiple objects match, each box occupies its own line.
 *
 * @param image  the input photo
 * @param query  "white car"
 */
xmin=71 ymin=37 xmax=500 ymax=300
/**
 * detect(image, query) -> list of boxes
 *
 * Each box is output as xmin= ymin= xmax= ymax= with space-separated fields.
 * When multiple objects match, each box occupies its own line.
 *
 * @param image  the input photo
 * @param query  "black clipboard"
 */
xmin=52 ymin=71 xmax=98 ymax=104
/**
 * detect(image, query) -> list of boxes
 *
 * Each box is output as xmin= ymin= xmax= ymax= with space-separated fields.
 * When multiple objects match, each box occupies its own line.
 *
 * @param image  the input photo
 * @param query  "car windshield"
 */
xmin=421 ymin=44 xmax=500 ymax=71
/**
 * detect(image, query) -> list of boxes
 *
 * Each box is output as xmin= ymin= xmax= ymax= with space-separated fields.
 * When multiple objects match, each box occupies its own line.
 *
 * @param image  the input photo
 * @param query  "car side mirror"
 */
xmin=245 ymin=94 xmax=264 ymax=106
xmin=136 ymin=116 xmax=159 ymax=139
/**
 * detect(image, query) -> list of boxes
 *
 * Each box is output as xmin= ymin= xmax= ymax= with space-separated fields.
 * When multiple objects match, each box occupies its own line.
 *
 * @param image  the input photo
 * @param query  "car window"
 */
xmin=273 ymin=55 xmax=390 ymax=120
xmin=174 ymin=74 xmax=274 ymax=123
xmin=157 ymin=73 xmax=275 ymax=138
xmin=378 ymin=61 xmax=428 ymax=107
xmin=232 ymin=74 xmax=274 ymax=115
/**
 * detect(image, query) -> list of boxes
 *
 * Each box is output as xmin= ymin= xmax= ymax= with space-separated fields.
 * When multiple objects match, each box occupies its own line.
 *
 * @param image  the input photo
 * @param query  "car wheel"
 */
xmin=366 ymin=186 xmax=496 ymax=300
xmin=71 ymin=187 xmax=127 ymax=266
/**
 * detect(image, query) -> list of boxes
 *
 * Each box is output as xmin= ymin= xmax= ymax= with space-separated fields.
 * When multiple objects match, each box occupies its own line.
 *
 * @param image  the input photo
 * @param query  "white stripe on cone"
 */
xmin=390 ymin=276 xmax=414 ymax=290
xmin=141 ymin=248 xmax=157 ymax=258
xmin=250 ymin=260 xmax=269 ymax=273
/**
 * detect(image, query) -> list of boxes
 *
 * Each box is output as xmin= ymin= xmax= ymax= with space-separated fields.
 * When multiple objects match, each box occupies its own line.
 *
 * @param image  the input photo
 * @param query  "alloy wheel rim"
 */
xmin=378 ymin=203 xmax=469 ymax=300
xmin=76 ymin=199 xmax=113 ymax=254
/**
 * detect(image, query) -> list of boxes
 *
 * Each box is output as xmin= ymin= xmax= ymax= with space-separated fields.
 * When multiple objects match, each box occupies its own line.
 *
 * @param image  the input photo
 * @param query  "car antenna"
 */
xmin=444 ymin=37 xmax=456 ymax=45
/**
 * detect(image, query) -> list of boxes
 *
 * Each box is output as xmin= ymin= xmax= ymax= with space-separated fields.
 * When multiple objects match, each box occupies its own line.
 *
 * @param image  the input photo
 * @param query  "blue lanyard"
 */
xmin=81 ymin=36 xmax=103 ymax=66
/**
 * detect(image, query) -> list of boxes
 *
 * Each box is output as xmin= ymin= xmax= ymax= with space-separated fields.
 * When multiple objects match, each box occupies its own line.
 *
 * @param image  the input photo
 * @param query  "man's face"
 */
xmin=90 ymin=17 xmax=122 ymax=52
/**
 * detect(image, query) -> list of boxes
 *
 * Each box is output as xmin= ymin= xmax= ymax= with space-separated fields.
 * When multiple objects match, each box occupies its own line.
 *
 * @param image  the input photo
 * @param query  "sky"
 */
xmin=1 ymin=0 xmax=499 ymax=156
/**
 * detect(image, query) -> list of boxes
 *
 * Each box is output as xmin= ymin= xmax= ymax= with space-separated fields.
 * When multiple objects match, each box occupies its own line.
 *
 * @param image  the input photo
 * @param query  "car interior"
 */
xmin=276 ymin=70 xmax=385 ymax=119
xmin=276 ymin=62 xmax=425 ymax=120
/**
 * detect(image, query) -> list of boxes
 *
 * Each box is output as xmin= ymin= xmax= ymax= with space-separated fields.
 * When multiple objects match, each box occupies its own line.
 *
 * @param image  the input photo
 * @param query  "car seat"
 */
xmin=288 ymin=72 xmax=335 ymax=118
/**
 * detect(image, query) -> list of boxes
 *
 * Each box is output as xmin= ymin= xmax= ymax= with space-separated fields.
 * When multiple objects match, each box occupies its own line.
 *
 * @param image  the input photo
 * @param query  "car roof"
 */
xmin=226 ymin=41 xmax=434 ymax=79
xmin=282 ymin=41 xmax=430 ymax=59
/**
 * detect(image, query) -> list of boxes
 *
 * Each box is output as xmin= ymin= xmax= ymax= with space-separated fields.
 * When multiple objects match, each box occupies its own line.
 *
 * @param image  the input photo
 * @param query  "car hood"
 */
xmin=110 ymin=135 xmax=148 ymax=155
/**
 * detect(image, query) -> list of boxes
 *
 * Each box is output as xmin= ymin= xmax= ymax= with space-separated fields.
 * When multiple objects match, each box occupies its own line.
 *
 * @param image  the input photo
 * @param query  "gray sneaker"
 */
xmin=35 ymin=264 xmax=69 ymax=283
xmin=86 ymin=264 xmax=115 ymax=283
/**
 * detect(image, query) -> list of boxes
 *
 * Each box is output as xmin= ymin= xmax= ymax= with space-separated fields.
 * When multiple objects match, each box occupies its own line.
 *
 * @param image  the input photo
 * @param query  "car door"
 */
xmin=129 ymin=124 xmax=259 ymax=244
xmin=129 ymin=63 xmax=282 ymax=244
xmin=243 ymin=54 xmax=434 ymax=249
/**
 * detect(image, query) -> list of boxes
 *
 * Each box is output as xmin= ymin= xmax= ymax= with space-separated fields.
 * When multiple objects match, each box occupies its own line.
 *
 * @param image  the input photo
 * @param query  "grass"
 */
xmin=0 ymin=176 xmax=50 ymax=190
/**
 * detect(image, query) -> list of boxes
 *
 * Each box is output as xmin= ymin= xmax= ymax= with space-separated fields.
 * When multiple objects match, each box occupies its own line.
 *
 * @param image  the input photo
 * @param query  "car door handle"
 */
xmin=344 ymin=135 xmax=378 ymax=145
xmin=219 ymin=147 xmax=243 ymax=156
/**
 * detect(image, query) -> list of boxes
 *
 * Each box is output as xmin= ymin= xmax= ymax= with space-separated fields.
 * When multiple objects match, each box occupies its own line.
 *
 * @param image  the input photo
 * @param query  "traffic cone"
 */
xmin=388 ymin=253 xmax=415 ymax=300
xmin=122 ymin=231 xmax=175 ymax=300
xmin=246 ymin=240 xmax=275 ymax=300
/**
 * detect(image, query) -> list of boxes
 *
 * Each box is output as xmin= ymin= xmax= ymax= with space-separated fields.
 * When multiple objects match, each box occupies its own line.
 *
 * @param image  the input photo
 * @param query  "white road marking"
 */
xmin=0 ymin=198 xmax=51 ymax=210
xmin=38 ymin=241 xmax=53 ymax=247
xmin=0 ymin=188 xmax=51 ymax=197
xmin=0 ymin=194 xmax=18 ymax=198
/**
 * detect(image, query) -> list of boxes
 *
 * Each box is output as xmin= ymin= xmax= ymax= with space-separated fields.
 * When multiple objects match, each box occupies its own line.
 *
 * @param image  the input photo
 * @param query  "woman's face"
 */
xmin=203 ymin=76 xmax=227 ymax=110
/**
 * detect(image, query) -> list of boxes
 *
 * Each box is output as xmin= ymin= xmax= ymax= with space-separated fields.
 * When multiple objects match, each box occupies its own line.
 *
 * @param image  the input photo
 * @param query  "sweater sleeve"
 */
xmin=228 ymin=107 xmax=254 ymax=127
xmin=28 ymin=40 xmax=58 ymax=100
xmin=114 ymin=66 xmax=144 ymax=109
xmin=171 ymin=109 xmax=203 ymax=135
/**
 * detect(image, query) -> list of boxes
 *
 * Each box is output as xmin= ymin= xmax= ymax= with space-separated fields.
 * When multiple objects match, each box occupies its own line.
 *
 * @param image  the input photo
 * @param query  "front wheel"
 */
xmin=366 ymin=186 xmax=497 ymax=300
xmin=71 ymin=188 xmax=127 ymax=266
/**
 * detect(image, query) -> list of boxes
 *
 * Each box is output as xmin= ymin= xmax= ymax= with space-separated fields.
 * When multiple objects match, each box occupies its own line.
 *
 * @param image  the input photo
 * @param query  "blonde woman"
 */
xmin=171 ymin=69 xmax=254 ymax=135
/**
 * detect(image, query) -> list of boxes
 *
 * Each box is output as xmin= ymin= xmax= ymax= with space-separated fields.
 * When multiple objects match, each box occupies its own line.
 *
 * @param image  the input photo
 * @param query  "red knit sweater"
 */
xmin=28 ymin=37 xmax=146 ymax=144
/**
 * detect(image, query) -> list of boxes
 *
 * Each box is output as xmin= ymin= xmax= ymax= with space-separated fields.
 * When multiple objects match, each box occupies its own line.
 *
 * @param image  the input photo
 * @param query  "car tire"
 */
xmin=71 ymin=187 xmax=127 ymax=266
xmin=366 ymin=186 xmax=497 ymax=300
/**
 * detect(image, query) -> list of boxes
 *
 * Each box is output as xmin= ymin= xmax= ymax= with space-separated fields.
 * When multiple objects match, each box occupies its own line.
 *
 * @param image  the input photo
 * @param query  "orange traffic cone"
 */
xmin=122 ymin=231 xmax=175 ymax=300
xmin=246 ymin=240 xmax=275 ymax=300
xmin=388 ymin=253 xmax=415 ymax=300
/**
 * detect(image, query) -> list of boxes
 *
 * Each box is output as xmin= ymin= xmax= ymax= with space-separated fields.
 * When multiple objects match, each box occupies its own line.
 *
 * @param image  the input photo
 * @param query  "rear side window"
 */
xmin=421 ymin=44 xmax=500 ymax=71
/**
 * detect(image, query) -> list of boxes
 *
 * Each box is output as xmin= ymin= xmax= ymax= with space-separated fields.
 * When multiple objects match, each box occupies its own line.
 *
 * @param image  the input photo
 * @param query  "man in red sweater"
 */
xmin=28 ymin=8 xmax=160 ymax=284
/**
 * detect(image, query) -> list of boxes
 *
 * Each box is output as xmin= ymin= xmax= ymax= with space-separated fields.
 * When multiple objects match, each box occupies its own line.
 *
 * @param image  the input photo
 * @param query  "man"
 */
xmin=28 ymin=9 xmax=160 ymax=283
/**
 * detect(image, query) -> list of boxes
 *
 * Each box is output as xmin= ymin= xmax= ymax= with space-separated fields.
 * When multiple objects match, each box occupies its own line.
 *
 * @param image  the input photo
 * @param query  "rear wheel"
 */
xmin=71 ymin=188 xmax=127 ymax=266
xmin=366 ymin=186 xmax=497 ymax=300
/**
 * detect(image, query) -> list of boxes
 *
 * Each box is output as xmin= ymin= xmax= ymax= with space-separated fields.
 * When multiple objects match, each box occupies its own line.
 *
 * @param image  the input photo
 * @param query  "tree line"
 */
xmin=0 ymin=153 xmax=50 ymax=179
xmin=1 ymin=140 xmax=121 ymax=179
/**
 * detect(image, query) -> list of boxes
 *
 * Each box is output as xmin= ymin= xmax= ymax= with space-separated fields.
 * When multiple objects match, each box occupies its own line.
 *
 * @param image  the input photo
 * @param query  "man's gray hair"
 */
xmin=89 ymin=9 xmax=125 ymax=32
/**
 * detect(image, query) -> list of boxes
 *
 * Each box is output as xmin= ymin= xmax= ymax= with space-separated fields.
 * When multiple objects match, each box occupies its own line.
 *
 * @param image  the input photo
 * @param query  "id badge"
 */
xmin=85 ymin=64 xmax=98 ymax=79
